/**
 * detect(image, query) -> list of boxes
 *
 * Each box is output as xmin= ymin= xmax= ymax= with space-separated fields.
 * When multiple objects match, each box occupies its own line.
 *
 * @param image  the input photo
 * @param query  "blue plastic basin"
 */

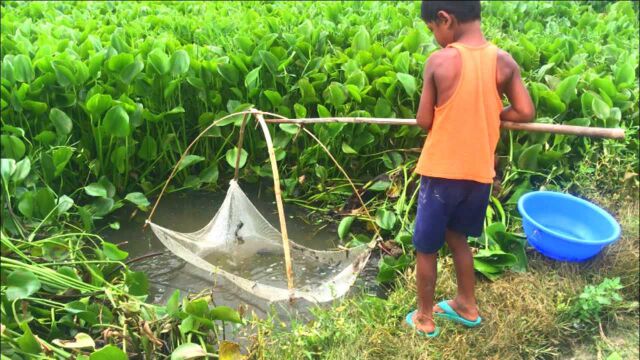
xmin=517 ymin=191 xmax=621 ymax=262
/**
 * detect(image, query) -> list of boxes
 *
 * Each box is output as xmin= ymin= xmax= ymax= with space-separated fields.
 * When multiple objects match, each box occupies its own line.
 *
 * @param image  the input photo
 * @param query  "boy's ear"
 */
xmin=436 ymin=10 xmax=453 ymax=27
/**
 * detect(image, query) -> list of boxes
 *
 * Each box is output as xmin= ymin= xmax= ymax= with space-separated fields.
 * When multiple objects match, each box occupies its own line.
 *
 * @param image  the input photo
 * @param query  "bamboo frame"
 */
xmin=263 ymin=117 xmax=626 ymax=139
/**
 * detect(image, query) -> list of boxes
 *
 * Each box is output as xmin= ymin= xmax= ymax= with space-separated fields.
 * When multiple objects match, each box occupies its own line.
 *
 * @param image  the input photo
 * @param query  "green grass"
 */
xmin=250 ymin=195 xmax=639 ymax=360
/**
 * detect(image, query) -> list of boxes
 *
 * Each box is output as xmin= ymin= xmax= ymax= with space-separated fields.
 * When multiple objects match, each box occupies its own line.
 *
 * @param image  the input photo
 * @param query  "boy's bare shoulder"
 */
xmin=496 ymin=48 xmax=518 ymax=76
xmin=425 ymin=48 xmax=460 ymax=73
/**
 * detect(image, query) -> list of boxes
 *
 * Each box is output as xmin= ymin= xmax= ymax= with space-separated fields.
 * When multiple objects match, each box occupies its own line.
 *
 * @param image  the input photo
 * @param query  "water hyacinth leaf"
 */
xmin=138 ymin=135 xmax=157 ymax=161
xmin=517 ymin=144 xmax=542 ymax=171
xmin=103 ymin=106 xmax=130 ymax=137
xmin=92 ymin=197 xmax=114 ymax=217
xmin=592 ymin=97 xmax=610 ymax=120
xmin=402 ymin=29 xmax=421 ymax=52
xmin=614 ymin=61 xmax=635 ymax=85
xmin=49 ymin=108 xmax=73 ymax=135
xmin=259 ymin=50 xmax=279 ymax=75
xmin=84 ymin=183 xmax=108 ymax=198
xmin=374 ymin=98 xmax=393 ymax=118
xmin=369 ymin=180 xmax=391 ymax=191
xmin=17 ymin=323 xmax=41 ymax=355
xmin=35 ymin=188 xmax=56 ymax=218
xmin=225 ymin=148 xmax=248 ymax=168
xmin=89 ymin=345 xmax=127 ymax=360
xmin=124 ymin=192 xmax=150 ymax=210
xmin=341 ymin=142 xmax=357 ymax=155
xmin=279 ymin=124 xmax=299 ymax=135
xmin=376 ymin=209 xmax=397 ymax=230
xmin=293 ymin=103 xmax=307 ymax=118
xmin=217 ymin=63 xmax=239 ymax=84
xmin=13 ymin=54 xmax=34 ymax=83
xmin=170 ymin=343 xmax=207 ymax=360
xmin=11 ymin=157 xmax=30 ymax=183
xmin=166 ymin=289 xmax=180 ymax=316
xmin=317 ymin=104 xmax=331 ymax=117
xmin=57 ymin=195 xmax=74 ymax=215
xmin=51 ymin=61 xmax=75 ymax=87
xmin=86 ymin=94 xmax=113 ymax=116
xmin=244 ymin=66 xmax=261 ymax=91
xmin=170 ymin=50 xmax=190 ymax=75
xmin=324 ymin=83 xmax=347 ymax=107
xmin=6 ymin=269 xmax=41 ymax=301
xmin=148 ymin=48 xmax=170 ymax=75
xmin=1 ymin=135 xmax=26 ymax=160
xmin=338 ymin=216 xmax=355 ymax=240
xmin=200 ymin=163 xmax=219 ymax=184
xmin=51 ymin=146 xmax=73 ymax=177
xmin=396 ymin=73 xmax=417 ymax=96
xmin=1 ymin=158 xmax=16 ymax=184
xmin=125 ymin=271 xmax=148 ymax=296
xmin=102 ymin=242 xmax=129 ymax=261
xmin=107 ymin=53 xmax=134 ymax=73
xmin=210 ymin=306 xmax=242 ymax=323
xmin=34 ymin=130 xmax=57 ymax=145
xmin=177 ymin=155 xmax=205 ymax=172
xmin=554 ymin=74 xmax=579 ymax=105
xmin=111 ymin=146 xmax=128 ymax=173
xmin=263 ymin=90 xmax=282 ymax=106
xmin=352 ymin=27 xmax=370 ymax=51
xmin=52 ymin=333 xmax=95 ymax=349
xmin=119 ymin=58 xmax=144 ymax=84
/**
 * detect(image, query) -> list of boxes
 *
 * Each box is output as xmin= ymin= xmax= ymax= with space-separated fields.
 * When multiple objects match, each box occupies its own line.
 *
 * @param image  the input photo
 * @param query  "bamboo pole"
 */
xmin=253 ymin=111 xmax=295 ymax=294
xmin=263 ymin=117 xmax=626 ymax=139
xmin=233 ymin=113 xmax=249 ymax=181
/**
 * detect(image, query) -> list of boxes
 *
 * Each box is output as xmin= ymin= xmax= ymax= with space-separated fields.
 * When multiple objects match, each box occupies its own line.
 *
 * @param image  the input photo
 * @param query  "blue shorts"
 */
xmin=412 ymin=176 xmax=491 ymax=254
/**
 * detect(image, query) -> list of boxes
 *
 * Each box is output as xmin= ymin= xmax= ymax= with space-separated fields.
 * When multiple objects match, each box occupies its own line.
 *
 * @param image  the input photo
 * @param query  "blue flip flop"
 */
xmin=433 ymin=300 xmax=482 ymax=327
xmin=405 ymin=310 xmax=440 ymax=338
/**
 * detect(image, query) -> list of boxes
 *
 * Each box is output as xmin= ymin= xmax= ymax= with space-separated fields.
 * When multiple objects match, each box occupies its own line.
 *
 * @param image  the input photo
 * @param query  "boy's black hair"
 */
xmin=421 ymin=1 xmax=481 ymax=24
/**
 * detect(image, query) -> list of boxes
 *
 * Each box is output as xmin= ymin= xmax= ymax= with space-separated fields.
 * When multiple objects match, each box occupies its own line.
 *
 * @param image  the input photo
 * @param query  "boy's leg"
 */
xmin=433 ymin=229 xmax=479 ymax=321
xmin=413 ymin=251 xmax=438 ymax=333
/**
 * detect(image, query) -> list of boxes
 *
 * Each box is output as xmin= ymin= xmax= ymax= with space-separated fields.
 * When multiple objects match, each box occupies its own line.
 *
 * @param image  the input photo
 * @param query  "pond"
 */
xmin=102 ymin=182 xmax=381 ymax=323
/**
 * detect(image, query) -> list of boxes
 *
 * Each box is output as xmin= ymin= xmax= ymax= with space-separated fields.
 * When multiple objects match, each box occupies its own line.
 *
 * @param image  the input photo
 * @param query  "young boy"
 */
xmin=405 ymin=1 xmax=535 ymax=337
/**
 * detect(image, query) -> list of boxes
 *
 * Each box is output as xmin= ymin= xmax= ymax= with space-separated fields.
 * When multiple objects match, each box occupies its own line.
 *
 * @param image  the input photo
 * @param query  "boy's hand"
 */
xmin=498 ymin=51 xmax=535 ymax=123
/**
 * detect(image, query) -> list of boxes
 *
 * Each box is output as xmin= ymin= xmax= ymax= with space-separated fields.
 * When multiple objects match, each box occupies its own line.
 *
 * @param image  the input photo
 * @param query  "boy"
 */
xmin=405 ymin=1 xmax=535 ymax=337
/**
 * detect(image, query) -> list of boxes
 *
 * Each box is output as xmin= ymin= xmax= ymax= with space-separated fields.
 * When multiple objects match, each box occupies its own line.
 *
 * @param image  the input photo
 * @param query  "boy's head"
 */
xmin=421 ymin=1 xmax=481 ymax=47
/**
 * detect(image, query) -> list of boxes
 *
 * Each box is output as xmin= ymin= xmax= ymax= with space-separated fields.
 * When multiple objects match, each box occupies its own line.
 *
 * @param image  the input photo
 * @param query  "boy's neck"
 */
xmin=451 ymin=21 xmax=486 ymax=46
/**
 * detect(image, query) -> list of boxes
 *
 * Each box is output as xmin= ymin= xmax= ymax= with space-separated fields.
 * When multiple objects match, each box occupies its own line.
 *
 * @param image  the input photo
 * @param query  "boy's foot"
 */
xmin=433 ymin=298 xmax=479 ymax=322
xmin=412 ymin=311 xmax=437 ymax=334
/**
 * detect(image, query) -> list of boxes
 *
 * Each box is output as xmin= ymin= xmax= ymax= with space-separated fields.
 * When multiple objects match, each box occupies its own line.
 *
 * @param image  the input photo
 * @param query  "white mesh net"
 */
xmin=147 ymin=180 xmax=374 ymax=303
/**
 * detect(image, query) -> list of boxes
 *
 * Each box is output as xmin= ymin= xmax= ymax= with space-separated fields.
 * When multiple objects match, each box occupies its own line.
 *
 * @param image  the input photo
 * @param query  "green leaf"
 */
xmin=170 ymin=343 xmax=207 ymax=360
xmin=13 ymin=54 xmax=35 ymax=83
xmin=52 ymin=333 xmax=96 ymax=349
xmin=177 ymin=155 xmax=205 ymax=172
xmin=1 ymin=158 xmax=16 ymax=184
xmin=57 ymin=195 xmax=74 ymax=215
xmin=17 ymin=323 xmax=41 ymax=354
xmin=245 ymin=66 xmax=261 ymax=91
xmin=119 ymin=59 xmax=144 ymax=84
xmin=86 ymin=94 xmax=113 ymax=116
xmin=18 ymin=191 xmax=34 ymax=217
xmin=396 ymin=73 xmax=417 ymax=96
xmin=34 ymin=130 xmax=57 ymax=145
xmin=592 ymin=97 xmax=610 ymax=120
xmin=50 ymin=108 xmax=73 ymax=135
xmin=293 ymin=103 xmax=307 ymax=118
xmin=11 ymin=157 xmax=30 ymax=183
xmin=263 ymin=90 xmax=282 ymax=106
xmin=368 ymin=180 xmax=391 ymax=191
xmin=52 ymin=146 xmax=73 ymax=177
xmin=103 ymin=106 xmax=130 ymax=138
xmin=279 ymin=124 xmax=299 ymax=135
xmin=375 ymin=209 xmax=397 ymax=230
xmin=89 ymin=345 xmax=127 ymax=360
xmin=517 ymin=144 xmax=542 ymax=171
xmin=138 ymin=135 xmax=157 ymax=161
xmin=170 ymin=50 xmax=190 ymax=75
xmin=200 ymin=163 xmax=219 ymax=184
xmin=217 ymin=63 xmax=239 ymax=84
xmin=102 ymin=242 xmax=129 ymax=261
xmin=84 ymin=183 xmax=108 ymax=198
xmin=126 ymin=271 xmax=148 ymax=296
xmin=554 ymin=75 xmax=579 ymax=105
xmin=108 ymin=53 xmax=134 ymax=73
xmin=259 ymin=50 xmax=279 ymax=75
xmin=125 ymin=192 xmax=150 ymax=210
xmin=341 ymin=142 xmax=357 ymax=155
xmin=402 ymin=29 xmax=422 ymax=52
xmin=166 ymin=289 xmax=180 ymax=316
xmin=1 ymin=135 xmax=26 ymax=160
xmin=338 ymin=216 xmax=355 ymax=240
xmin=34 ymin=188 xmax=56 ymax=218
xmin=225 ymin=148 xmax=248 ymax=168
xmin=324 ymin=83 xmax=347 ymax=107
xmin=6 ymin=269 xmax=41 ymax=301
xmin=352 ymin=27 xmax=371 ymax=51
xmin=148 ymin=48 xmax=170 ymax=75
xmin=614 ymin=62 xmax=635 ymax=85
xmin=210 ymin=306 xmax=242 ymax=323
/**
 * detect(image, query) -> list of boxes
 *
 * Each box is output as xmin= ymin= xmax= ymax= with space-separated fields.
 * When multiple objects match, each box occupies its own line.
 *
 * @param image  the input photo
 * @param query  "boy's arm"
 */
xmin=416 ymin=56 xmax=437 ymax=131
xmin=500 ymin=53 xmax=535 ymax=123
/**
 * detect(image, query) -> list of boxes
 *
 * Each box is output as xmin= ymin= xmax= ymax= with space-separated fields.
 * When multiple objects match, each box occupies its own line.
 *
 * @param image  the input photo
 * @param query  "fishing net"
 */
xmin=145 ymin=110 xmax=377 ymax=303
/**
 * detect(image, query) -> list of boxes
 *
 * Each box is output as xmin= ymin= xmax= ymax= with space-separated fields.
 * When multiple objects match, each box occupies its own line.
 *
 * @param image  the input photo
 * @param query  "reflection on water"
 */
xmin=102 ymin=184 xmax=379 ymax=323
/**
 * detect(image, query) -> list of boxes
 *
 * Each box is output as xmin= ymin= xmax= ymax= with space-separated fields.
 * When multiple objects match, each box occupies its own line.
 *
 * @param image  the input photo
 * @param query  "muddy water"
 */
xmin=102 ymin=185 xmax=380 ymax=322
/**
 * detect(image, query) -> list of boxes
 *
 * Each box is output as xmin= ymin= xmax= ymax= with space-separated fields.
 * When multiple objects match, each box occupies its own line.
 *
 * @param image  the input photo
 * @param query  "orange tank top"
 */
xmin=415 ymin=42 xmax=503 ymax=184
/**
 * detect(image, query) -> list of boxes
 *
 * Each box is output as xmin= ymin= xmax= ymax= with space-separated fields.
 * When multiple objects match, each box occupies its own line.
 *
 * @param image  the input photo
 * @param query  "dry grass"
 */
xmin=250 ymin=197 xmax=639 ymax=360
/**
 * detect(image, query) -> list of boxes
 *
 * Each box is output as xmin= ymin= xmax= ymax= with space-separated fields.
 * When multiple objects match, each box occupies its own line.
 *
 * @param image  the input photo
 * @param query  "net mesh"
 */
xmin=148 ymin=180 xmax=374 ymax=303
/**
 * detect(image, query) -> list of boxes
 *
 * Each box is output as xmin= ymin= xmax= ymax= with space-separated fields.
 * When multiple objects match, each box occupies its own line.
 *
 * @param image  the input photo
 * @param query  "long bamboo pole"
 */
xmin=263 ymin=117 xmax=625 ymax=139
xmin=253 ymin=111 xmax=295 ymax=294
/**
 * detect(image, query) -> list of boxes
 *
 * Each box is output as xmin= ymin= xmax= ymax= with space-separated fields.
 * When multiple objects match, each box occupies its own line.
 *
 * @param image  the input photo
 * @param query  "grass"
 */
xmin=249 ymin=195 xmax=639 ymax=360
